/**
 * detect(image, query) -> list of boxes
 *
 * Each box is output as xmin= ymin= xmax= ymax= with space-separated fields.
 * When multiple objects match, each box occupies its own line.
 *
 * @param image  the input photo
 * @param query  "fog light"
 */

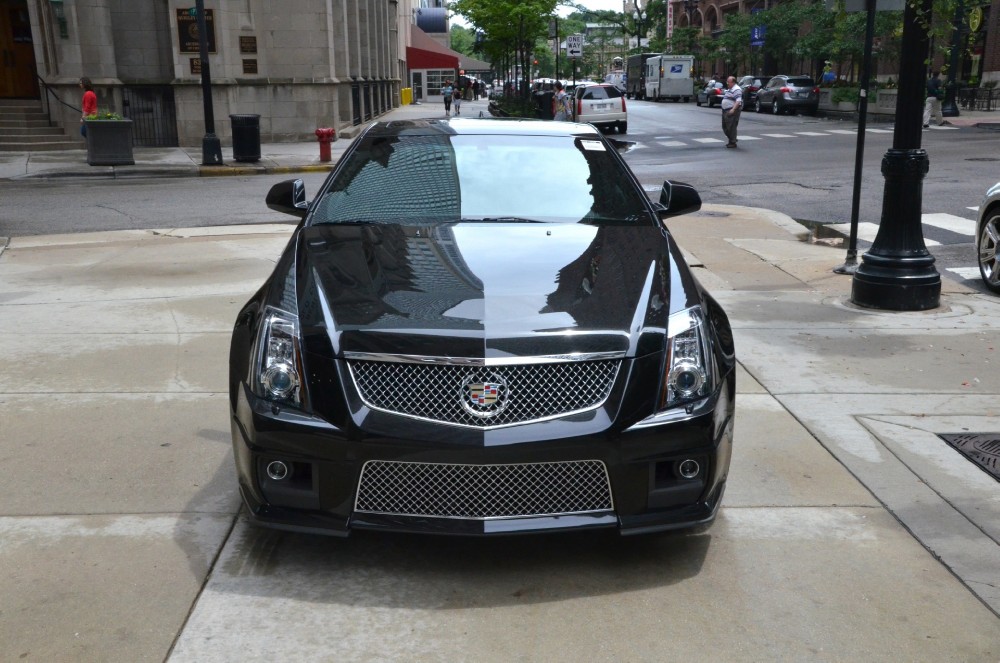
xmin=266 ymin=460 xmax=290 ymax=481
xmin=678 ymin=459 xmax=700 ymax=479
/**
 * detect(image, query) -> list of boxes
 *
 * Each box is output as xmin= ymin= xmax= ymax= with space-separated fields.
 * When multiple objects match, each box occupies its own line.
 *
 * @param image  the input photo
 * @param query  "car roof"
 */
xmin=364 ymin=118 xmax=605 ymax=139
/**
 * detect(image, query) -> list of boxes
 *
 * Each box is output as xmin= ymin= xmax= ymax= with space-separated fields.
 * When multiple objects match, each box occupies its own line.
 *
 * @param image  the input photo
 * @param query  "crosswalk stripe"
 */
xmin=967 ymin=206 xmax=979 ymax=212
xmin=828 ymin=221 xmax=941 ymax=246
xmin=922 ymin=213 xmax=976 ymax=236
xmin=657 ymin=141 xmax=686 ymax=147
xmin=866 ymin=128 xmax=893 ymax=133
xmin=826 ymin=129 xmax=857 ymax=135
xmin=737 ymin=136 xmax=762 ymax=140
xmin=929 ymin=125 xmax=959 ymax=130
xmin=692 ymin=137 xmax=725 ymax=143
xmin=947 ymin=267 xmax=981 ymax=279
xmin=795 ymin=132 xmax=830 ymax=136
xmin=760 ymin=133 xmax=795 ymax=138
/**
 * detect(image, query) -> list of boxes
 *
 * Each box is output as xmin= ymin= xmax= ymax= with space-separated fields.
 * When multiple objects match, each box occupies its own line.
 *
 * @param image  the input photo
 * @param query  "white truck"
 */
xmin=644 ymin=55 xmax=695 ymax=102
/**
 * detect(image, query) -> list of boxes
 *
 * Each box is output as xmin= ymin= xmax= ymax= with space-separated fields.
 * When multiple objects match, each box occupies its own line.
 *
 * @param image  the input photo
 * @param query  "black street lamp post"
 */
xmin=632 ymin=7 xmax=646 ymax=51
xmin=942 ymin=0 xmax=966 ymax=117
xmin=196 ymin=0 xmax=223 ymax=166
xmin=851 ymin=0 xmax=941 ymax=310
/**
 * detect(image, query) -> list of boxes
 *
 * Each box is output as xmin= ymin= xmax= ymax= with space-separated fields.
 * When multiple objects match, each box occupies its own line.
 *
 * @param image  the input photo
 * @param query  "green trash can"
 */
xmin=230 ymin=114 xmax=261 ymax=162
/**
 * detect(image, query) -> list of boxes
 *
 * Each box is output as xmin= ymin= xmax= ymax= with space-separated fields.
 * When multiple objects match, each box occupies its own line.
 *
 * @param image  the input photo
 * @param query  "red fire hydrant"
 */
xmin=315 ymin=128 xmax=336 ymax=162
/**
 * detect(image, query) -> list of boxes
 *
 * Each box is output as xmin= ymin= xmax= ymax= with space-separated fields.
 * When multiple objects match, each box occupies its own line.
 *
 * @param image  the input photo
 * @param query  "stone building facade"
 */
xmin=4 ymin=0 xmax=415 ymax=146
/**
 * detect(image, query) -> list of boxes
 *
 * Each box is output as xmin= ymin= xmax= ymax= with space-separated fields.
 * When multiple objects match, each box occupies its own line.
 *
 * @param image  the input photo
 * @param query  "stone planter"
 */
xmin=818 ymin=89 xmax=858 ymax=112
xmin=84 ymin=119 xmax=134 ymax=166
xmin=874 ymin=88 xmax=898 ymax=113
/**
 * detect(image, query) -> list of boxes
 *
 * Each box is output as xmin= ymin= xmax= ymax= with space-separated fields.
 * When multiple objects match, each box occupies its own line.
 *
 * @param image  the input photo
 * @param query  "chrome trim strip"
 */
xmin=343 ymin=350 xmax=627 ymax=366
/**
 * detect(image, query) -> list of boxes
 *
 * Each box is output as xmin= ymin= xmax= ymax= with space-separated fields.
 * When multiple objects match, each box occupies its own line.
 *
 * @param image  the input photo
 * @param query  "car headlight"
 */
xmin=253 ymin=306 xmax=303 ymax=406
xmin=660 ymin=306 xmax=714 ymax=410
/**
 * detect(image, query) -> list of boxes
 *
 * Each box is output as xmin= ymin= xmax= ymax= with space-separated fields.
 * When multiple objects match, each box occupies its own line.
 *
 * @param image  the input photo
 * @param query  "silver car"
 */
xmin=977 ymin=182 xmax=1000 ymax=293
xmin=755 ymin=75 xmax=819 ymax=115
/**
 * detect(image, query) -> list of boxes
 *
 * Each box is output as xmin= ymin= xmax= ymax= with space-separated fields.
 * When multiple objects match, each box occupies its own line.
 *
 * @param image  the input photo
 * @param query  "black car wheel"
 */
xmin=696 ymin=97 xmax=702 ymax=107
xmin=618 ymin=121 xmax=627 ymax=134
xmin=771 ymin=100 xmax=781 ymax=115
xmin=978 ymin=210 xmax=1000 ymax=293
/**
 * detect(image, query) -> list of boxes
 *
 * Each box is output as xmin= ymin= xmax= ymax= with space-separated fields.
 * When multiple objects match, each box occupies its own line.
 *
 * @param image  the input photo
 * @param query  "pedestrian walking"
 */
xmin=452 ymin=86 xmax=462 ymax=116
xmin=79 ymin=77 xmax=97 ymax=137
xmin=442 ymin=80 xmax=453 ymax=116
xmin=721 ymin=75 xmax=743 ymax=148
xmin=553 ymin=81 xmax=571 ymax=121
xmin=924 ymin=71 xmax=945 ymax=128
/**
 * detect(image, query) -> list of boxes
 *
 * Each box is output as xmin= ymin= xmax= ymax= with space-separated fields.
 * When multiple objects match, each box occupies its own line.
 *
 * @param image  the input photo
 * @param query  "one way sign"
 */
xmin=566 ymin=34 xmax=583 ymax=58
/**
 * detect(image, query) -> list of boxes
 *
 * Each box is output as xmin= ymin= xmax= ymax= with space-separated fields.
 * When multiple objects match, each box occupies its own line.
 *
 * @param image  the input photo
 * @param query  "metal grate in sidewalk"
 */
xmin=938 ymin=433 xmax=1000 ymax=481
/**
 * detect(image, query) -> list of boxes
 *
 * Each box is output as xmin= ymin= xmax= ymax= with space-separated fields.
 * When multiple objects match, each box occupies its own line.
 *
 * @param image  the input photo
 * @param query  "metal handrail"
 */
xmin=34 ymin=74 xmax=81 ymax=126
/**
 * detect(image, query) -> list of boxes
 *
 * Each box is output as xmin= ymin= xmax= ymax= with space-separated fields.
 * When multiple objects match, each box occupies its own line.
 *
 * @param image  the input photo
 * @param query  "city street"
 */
xmin=1 ymin=99 xmax=999 ymax=661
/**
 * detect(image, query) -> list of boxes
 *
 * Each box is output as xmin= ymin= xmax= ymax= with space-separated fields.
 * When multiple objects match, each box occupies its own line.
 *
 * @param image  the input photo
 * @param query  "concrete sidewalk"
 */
xmin=1 ymin=201 xmax=998 ymax=660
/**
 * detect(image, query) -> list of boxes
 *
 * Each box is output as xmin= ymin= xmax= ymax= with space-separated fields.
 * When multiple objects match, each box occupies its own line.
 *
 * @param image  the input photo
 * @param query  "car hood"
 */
xmin=296 ymin=223 xmax=688 ymax=359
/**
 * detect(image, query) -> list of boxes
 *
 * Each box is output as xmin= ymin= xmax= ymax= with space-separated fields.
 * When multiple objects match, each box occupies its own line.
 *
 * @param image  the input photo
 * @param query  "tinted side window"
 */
xmin=788 ymin=77 xmax=815 ymax=87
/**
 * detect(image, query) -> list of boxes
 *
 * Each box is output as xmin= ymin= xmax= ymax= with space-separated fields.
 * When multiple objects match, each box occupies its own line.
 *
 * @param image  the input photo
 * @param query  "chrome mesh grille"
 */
xmin=348 ymin=359 xmax=620 ymax=428
xmin=355 ymin=460 xmax=614 ymax=519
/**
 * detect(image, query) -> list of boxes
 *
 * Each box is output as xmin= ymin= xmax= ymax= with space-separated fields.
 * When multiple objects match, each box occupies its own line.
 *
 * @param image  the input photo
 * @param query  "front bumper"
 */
xmin=231 ymin=373 xmax=734 ymax=538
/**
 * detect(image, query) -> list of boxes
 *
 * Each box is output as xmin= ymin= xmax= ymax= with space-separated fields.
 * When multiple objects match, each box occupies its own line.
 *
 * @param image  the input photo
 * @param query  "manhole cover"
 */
xmin=938 ymin=433 xmax=1000 ymax=481
xmin=965 ymin=157 xmax=1000 ymax=162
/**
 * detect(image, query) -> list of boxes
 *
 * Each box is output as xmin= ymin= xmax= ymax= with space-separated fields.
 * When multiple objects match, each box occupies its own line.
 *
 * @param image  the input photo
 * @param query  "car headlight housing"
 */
xmin=253 ymin=306 xmax=303 ymax=407
xmin=660 ymin=306 xmax=715 ymax=410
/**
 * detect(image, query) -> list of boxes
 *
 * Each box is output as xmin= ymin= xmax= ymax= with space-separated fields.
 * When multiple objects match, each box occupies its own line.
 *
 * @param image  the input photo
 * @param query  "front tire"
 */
xmin=978 ymin=211 xmax=1000 ymax=293
xmin=772 ymin=100 xmax=781 ymax=115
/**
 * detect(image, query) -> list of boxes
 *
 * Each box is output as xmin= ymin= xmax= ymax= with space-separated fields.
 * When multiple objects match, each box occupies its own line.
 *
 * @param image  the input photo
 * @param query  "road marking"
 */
xmin=826 ymin=129 xmax=857 ymax=135
xmin=968 ymin=206 xmax=979 ymax=212
xmin=643 ymin=184 xmax=662 ymax=192
xmin=865 ymin=128 xmax=894 ymax=133
xmin=947 ymin=267 xmax=980 ymax=279
xmin=828 ymin=221 xmax=941 ymax=246
xmin=657 ymin=141 xmax=687 ymax=147
xmin=737 ymin=136 xmax=762 ymax=140
xmin=760 ymin=133 xmax=796 ymax=138
xmin=795 ymin=132 xmax=830 ymax=136
xmin=692 ymin=137 xmax=725 ymax=143
xmin=922 ymin=213 xmax=977 ymax=236
xmin=929 ymin=125 xmax=959 ymax=130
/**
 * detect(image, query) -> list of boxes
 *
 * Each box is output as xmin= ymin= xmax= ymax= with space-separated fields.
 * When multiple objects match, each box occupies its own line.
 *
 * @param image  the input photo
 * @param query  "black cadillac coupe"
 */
xmin=229 ymin=118 xmax=735 ymax=537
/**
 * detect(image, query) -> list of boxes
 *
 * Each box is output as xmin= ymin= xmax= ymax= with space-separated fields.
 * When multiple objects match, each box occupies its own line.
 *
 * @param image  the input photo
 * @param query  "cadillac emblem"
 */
xmin=461 ymin=375 xmax=509 ymax=418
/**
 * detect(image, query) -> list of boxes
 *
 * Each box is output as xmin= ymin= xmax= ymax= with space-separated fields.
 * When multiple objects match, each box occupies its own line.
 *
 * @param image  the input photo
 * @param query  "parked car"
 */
xmin=572 ymin=82 xmax=628 ymax=133
xmin=696 ymin=81 xmax=724 ymax=107
xmin=977 ymin=181 xmax=1000 ymax=293
xmin=755 ymin=75 xmax=819 ymax=115
xmin=229 ymin=118 xmax=736 ymax=538
xmin=737 ymin=76 xmax=765 ymax=112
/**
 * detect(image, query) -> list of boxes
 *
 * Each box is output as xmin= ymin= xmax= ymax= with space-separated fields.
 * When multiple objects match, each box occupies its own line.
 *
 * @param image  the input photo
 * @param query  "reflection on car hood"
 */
xmin=296 ymin=223 xmax=683 ymax=359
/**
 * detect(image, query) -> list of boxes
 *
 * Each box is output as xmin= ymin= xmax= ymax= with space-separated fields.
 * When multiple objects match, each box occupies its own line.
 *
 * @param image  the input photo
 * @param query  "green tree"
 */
xmin=450 ymin=25 xmax=476 ymax=57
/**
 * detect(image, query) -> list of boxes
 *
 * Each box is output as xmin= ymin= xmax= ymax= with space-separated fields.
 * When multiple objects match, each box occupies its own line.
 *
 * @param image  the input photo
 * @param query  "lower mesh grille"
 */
xmin=355 ymin=460 xmax=614 ymax=519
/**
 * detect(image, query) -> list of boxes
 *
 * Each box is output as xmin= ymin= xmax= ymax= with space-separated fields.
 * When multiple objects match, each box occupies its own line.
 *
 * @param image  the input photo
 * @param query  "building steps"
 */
xmin=0 ymin=99 xmax=80 ymax=152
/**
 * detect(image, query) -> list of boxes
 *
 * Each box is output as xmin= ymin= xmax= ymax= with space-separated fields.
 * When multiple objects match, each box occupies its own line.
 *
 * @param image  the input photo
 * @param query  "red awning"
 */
xmin=407 ymin=25 xmax=459 ymax=70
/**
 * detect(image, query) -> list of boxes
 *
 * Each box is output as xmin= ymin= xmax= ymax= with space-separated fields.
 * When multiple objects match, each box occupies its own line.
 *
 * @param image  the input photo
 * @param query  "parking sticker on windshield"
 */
xmin=580 ymin=140 xmax=606 ymax=151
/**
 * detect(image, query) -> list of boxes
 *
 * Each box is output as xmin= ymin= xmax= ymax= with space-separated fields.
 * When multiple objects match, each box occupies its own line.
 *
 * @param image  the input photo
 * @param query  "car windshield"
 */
xmin=309 ymin=133 xmax=650 ymax=226
xmin=787 ymin=77 xmax=815 ymax=87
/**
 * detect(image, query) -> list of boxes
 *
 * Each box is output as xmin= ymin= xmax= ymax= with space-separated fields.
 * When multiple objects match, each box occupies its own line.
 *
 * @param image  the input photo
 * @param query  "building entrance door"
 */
xmin=0 ymin=0 xmax=38 ymax=98
xmin=411 ymin=71 xmax=424 ymax=102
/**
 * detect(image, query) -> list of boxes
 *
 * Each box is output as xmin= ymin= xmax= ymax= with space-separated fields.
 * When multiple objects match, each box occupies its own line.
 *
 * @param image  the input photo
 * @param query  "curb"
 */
xmin=10 ymin=163 xmax=338 ymax=181
xmin=198 ymin=164 xmax=336 ymax=177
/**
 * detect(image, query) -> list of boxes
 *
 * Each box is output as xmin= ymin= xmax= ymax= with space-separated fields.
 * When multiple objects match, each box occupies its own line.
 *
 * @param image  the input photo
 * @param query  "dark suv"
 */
xmin=755 ymin=75 xmax=819 ymax=115
xmin=737 ymin=76 xmax=765 ymax=112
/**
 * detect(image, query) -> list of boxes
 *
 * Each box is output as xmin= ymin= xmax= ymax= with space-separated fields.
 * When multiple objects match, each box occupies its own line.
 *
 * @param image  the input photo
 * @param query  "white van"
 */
xmin=644 ymin=55 xmax=695 ymax=102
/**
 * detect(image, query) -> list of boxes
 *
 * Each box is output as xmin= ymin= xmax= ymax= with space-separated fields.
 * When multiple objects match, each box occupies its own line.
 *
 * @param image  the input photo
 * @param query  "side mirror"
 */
xmin=656 ymin=180 xmax=702 ymax=219
xmin=266 ymin=179 xmax=309 ymax=218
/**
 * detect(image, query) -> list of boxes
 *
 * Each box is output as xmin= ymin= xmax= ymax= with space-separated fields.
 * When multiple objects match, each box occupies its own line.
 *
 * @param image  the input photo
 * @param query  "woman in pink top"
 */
xmin=79 ymin=77 xmax=97 ymax=137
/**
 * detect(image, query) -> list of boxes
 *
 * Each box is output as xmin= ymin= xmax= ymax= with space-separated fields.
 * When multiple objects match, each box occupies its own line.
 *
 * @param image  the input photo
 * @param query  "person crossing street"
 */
xmin=721 ymin=76 xmax=743 ymax=148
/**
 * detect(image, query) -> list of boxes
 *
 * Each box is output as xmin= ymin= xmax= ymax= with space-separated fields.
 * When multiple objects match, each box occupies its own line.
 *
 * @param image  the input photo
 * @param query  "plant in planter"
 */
xmin=84 ymin=109 xmax=134 ymax=166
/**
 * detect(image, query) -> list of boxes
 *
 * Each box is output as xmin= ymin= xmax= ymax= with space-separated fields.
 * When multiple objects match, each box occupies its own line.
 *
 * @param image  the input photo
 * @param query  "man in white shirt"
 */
xmin=721 ymin=76 xmax=743 ymax=148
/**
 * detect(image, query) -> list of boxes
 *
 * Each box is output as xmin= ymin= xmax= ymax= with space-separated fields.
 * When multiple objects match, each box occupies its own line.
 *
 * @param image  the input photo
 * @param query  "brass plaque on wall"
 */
xmin=243 ymin=59 xmax=258 ymax=75
xmin=177 ymin=9 xmax=217 ymax=54
xmin=190 ymin=58 xmax=202 ymax=75
xmin=240 ymin=36 xmax=258 ymax=54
